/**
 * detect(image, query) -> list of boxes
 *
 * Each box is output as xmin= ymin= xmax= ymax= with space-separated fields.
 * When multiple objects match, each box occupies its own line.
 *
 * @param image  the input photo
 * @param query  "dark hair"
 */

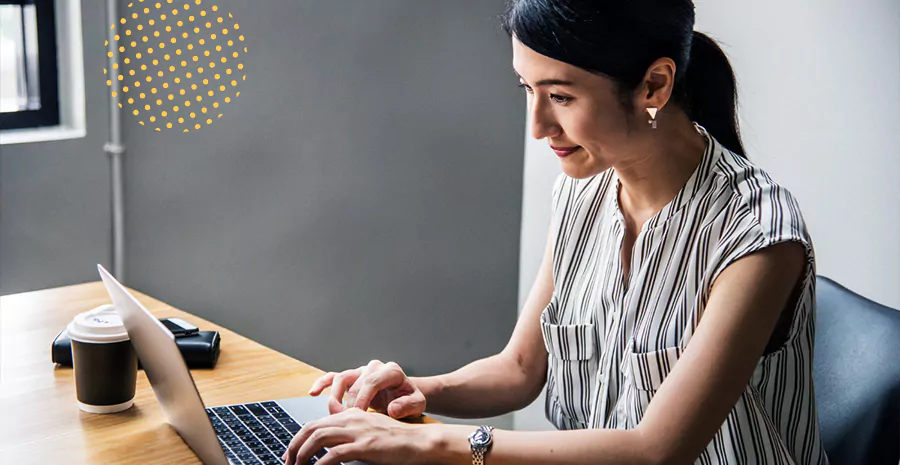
xmin=500 ymin=0 xmax=745 ymax=157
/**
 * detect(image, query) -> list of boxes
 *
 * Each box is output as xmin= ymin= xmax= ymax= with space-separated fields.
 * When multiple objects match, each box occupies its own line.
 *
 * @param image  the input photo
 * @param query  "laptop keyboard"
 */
xmin=206 ymin=401 xmax=329 ymax=465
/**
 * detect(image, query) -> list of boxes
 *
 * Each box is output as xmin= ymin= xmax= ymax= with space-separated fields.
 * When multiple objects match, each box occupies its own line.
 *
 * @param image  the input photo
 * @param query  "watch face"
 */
xmin=471 ymin=429 xmax=491 ymax=446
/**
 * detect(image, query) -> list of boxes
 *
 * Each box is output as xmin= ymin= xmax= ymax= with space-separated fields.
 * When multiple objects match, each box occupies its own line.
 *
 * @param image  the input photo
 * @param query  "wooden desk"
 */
xmin=0 ymin=282 xmax=431 ymax=464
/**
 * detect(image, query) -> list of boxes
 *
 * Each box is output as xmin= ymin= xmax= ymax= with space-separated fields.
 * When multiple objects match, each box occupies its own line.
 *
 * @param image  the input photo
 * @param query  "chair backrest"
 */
xmin=814 ymin=276 xmax=900 ymax=465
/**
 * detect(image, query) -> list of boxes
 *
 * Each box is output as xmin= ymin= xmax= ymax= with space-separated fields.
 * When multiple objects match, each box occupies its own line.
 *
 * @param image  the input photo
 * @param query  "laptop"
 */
xmin=97 ymin=264 xmax=368 ymax=465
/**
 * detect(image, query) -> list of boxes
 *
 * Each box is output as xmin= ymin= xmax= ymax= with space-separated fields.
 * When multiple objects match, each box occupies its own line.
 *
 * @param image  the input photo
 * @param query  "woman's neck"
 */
xmin=613 ymin=114 xmax=708 ymax=224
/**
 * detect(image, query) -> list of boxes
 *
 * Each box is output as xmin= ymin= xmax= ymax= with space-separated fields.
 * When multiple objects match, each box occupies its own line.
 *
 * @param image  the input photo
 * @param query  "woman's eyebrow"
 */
xmin=515 ymin=72 xmax=575 ymax=87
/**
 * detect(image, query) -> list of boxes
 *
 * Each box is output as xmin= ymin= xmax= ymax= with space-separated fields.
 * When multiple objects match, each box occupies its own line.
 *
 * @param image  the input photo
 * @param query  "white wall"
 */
xmin=513 ymin=128 xmax=562 ymax=431
xmin=695 ymin=0 xmax=900 ymax=310
xmin=513 ymin=0 xmax=900 ymax=431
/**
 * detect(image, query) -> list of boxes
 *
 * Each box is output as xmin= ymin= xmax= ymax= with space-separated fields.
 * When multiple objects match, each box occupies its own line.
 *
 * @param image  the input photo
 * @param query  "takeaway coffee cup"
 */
xmin=66 ymin=304 xmax=137 ymax=414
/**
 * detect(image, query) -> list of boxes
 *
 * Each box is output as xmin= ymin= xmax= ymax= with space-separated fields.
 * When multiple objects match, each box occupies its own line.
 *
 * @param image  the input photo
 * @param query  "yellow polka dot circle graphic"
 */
xmin=104 ymin=0 xmax=247 ymax=132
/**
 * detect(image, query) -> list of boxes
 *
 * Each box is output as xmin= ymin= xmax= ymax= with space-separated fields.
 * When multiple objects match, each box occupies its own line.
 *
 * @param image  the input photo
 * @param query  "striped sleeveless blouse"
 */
xmin=540 ymin=125 xmax=829 ymax=464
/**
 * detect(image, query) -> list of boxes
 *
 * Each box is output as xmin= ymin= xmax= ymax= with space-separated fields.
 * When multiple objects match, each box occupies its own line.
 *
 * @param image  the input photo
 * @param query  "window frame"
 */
xmin=0 ymin=0 xmax=60 ymax=130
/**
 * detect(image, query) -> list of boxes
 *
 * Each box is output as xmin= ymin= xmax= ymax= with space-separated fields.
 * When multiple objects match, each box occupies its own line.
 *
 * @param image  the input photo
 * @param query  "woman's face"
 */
xmin=512 ymin=38 xmax=644 ymax=179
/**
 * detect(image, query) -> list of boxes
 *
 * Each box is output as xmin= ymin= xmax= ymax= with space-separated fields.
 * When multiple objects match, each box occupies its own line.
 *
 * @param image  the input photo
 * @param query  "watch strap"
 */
xmin=472 ymin=448 xmax=486 ymax=465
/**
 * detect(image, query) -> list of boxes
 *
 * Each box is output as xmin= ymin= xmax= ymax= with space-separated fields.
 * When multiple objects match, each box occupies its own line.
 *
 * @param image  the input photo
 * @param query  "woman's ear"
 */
xmin=638 ymin=57 xmax=677 ymax=113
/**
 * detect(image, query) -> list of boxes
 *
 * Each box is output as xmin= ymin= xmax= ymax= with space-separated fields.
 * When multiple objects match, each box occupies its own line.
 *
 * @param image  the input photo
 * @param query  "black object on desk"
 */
xmin=52 ymin=318 xmax=221 ymax=369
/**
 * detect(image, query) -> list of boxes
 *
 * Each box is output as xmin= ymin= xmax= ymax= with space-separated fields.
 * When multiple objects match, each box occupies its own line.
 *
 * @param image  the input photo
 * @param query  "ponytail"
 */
xmin=684 ymin=32 xmax=745 ymax=157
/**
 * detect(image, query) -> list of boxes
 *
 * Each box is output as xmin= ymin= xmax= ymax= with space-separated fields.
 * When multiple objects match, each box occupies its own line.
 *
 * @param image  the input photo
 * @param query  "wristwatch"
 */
xmin=468 ymin=425 xmax=494 ymax=465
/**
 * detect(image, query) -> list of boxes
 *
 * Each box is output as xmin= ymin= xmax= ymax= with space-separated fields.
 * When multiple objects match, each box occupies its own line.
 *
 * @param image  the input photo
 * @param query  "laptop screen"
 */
xmin=97 ymin=264 xmax=228 ymax=465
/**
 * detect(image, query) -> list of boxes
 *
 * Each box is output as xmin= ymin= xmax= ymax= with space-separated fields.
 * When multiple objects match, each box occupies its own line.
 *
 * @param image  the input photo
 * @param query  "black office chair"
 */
xmin=814 ymin=276 xmax=900 ymax=465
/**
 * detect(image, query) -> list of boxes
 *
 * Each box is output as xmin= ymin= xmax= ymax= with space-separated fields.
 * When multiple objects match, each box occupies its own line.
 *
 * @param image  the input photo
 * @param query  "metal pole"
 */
xmin=104 ymin=0 xmax=126 ymax=283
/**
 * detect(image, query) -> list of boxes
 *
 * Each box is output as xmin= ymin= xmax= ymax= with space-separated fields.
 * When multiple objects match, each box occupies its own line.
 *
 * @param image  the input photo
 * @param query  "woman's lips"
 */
xmin=551 ymin=146 xmax=581 ymax=157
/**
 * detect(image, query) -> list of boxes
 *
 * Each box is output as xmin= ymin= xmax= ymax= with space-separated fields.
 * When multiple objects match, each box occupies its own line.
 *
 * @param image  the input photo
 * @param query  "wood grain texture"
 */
xmin=0 ymin=282 xmax=434 ymax=464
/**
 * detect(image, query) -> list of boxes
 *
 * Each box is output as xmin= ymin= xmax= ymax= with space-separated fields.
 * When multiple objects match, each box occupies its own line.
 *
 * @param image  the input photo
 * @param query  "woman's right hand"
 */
xmin=307 ymin=360 xmax=427 ymax=419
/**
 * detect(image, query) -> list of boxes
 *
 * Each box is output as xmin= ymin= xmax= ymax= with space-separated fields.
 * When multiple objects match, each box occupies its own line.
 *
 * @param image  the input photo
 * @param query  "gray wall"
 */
xmin=120 ymin=0 xmax=524 ymax=397
xmin=0 ymin=0 xmax=111 ymax=295
xmin=1 ymin=0 xmax=524 ymax=427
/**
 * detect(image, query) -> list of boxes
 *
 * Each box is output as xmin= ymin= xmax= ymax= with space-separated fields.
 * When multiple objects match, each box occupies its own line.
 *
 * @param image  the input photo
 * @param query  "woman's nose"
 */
xmin=529 ymin=100 xmax=561 ymax=140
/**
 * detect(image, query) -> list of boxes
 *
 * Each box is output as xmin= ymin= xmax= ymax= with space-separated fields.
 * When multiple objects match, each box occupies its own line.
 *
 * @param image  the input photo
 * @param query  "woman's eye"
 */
xmin=518 ymin=83 xmax=570 ymax=104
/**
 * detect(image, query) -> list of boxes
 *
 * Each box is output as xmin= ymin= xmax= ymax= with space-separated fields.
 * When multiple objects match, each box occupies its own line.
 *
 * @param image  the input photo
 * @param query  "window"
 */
xmin=0 ymin=0 xmax=59 ymax=130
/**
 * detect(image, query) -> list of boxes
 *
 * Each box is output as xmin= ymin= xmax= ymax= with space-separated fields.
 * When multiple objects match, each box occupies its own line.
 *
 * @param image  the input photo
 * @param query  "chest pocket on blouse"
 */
xmin=540 ymin=300 xmax=599 ymax=428
xmin=627 ymin=345 xmax=682 ymax=391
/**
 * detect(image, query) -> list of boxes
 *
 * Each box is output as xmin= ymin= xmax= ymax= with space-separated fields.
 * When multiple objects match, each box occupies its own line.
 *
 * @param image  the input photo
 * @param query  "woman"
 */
xmin=283 ymin=0 xmax=829 ymax=463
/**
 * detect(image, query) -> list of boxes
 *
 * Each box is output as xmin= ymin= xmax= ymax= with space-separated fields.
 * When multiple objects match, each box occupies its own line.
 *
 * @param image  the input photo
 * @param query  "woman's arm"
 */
xmin=412 ymin=222 xmax=556 ymax=418
xmin=424 ymin=241 xmax=806 ymax=465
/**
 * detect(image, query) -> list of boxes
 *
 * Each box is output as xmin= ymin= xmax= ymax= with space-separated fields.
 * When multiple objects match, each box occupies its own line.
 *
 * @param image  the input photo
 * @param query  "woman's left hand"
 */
xmin=281 ymin=407 xmax=435 ymax=465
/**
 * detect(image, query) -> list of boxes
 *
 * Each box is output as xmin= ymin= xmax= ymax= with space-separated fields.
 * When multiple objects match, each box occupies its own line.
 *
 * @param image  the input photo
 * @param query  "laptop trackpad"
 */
xmin=276 ymin=396 xmax=370 ymax=465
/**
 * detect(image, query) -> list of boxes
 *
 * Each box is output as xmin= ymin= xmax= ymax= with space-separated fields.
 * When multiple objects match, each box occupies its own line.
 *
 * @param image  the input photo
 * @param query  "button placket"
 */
xmin=596 ymin=216 xmax=650 ymax=424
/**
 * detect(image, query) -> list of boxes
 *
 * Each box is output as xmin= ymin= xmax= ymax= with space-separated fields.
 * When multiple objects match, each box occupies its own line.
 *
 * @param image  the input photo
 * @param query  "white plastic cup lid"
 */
xmin=66 ymin=304 xmax=130 ymax=343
